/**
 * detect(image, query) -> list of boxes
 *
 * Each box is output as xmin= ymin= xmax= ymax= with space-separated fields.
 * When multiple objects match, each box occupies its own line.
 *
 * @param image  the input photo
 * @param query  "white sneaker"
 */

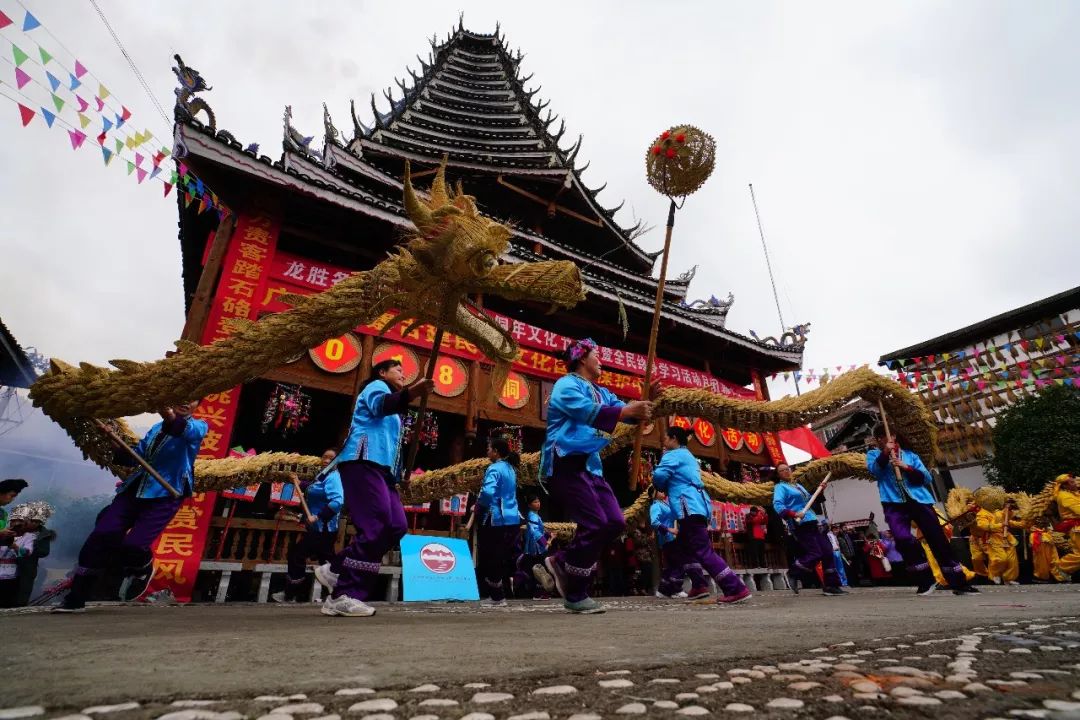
xmin=1007 ymin=581 xmax=1020 ymax=586
xmin=321 ymin=595 xmax=376 ymax=617
xmin=315 ymin=563 xmax=339 ymax=591
xmin=991 ymin=576 xmax=1002 ymax=585
xmin=674 ymin=591 xmax=689 ymax=599
xmin=270 ymin=591 xmax=286 ymax=604
xmin=654 ymin=590 xmax=668 ymax=599
xmin=532 ymin=564 xmax=555 ymax=593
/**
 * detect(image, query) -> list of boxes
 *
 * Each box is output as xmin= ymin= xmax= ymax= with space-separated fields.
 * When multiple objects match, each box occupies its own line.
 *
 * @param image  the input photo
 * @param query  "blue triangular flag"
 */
xmin=101 ymin=147 xmax=113 ymax=165
xmin=69 ymin=73 xmax=81 ymax=91
xmin=102 ymin=117 xmax=113 ymax=133
xmin=115 ymin=112 xmax=124 ymax=129
xmin=46 ymin=71 xmax=60 ymax=92
xmin=40 ymin=107 xmax=56 ymax=127
xmin=195 ymin=178 xmax=205 ymax=195
xmin=22 ymin=11 xmax=41 ymax=31
xmin=150 ymin=165 xmax=162 ymax=180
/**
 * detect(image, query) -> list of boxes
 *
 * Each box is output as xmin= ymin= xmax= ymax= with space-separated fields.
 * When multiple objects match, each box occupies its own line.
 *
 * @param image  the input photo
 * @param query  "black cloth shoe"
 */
xmin=822 ymin=587 xmax=847 ymax=596
xmin=121 ymin=562 xmax=154 ymax=601
xmin=953 ymin=585 xmax=980 ymax=595
xmin=787 ymin=570 xmax=800 ymax=595
xmin=916 ymin=582 xmax=937 ymax=596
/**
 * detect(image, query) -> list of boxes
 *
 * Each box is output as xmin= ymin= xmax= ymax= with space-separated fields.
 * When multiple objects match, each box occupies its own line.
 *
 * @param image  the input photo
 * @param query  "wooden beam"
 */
xmin=181 ymin=215 xmax=236 ymax=343
xmin=497 ymin=175 xmax=604 ymax=228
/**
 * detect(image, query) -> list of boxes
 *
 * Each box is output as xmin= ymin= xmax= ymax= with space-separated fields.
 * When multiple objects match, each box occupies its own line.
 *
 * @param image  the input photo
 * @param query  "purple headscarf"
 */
xmin=567 ymin=337 xmax=598 ymax=366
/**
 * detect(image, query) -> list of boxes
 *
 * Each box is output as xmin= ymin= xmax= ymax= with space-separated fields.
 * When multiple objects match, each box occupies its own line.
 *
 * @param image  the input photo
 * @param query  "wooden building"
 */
xmin=164 ymin=23 xmax=805 ymax=600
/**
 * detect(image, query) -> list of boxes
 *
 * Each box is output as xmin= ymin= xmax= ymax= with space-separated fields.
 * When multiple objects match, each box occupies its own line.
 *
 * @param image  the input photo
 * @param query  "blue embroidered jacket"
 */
xmin=524 ymin=510 xmax=547 ymax=555
xmin=540 ymin=374 xmax=625 ymax=478
xmin=865 ymin=448 xmax=935 ymax=504
xmin=305 ymin=466 xmax=344 ymax=533
xmin=339 ymin=379 xmax=411 ymax=481
xmin=651 ymin=446 xmax=711 ymax=520
xmin=477 ymin=459 xmax=520 ymax=527
xmin=117 ymin=417 xmax=208 ymax=499
xmin=650 ymin=499 xmax=677 ymax=547
xmin=772 ymin=481 xmax=817 ymax=526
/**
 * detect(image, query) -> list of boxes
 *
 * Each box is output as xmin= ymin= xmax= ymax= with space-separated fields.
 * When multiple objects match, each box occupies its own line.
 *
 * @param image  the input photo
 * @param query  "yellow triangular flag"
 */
xmin=99 ymin=83 xmax=110 ymax=100
xmin=78 ymin=112 xmax=91 ymax=129
xmin=126 ymin=135 xmax=137 ymax=150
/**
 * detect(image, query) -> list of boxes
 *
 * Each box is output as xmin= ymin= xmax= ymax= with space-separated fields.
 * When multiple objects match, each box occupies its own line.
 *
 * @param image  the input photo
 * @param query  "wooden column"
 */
xmin=464 ymin=294 xmax=483 ymax=442
xmin=181 ymin=215 xmax=237 ymax=343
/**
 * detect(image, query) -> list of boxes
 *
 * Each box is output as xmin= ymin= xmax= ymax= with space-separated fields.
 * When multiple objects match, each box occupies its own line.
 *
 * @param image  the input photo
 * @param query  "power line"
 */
xmin=86 ymin=0 xmax=171 ymax=127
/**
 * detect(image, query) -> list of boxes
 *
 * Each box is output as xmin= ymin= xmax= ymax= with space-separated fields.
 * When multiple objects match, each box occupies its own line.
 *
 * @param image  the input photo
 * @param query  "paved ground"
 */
xmin=3 ymin=585 xmax=1080 ymax=719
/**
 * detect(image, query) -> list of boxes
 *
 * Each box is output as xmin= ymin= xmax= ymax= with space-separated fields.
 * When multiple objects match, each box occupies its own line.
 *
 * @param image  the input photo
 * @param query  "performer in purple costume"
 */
xmin=540 ymin=338 xmax=654 ymax=614
xmin=321 ymin=359 xmax=433 ymax=618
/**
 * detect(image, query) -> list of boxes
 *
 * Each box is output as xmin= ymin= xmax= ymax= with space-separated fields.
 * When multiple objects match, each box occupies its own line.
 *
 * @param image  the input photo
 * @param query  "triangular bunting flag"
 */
xmin=69 ymin=73 xmax=81 ymax=91
xmin=163 ymin=182 xmax=173 ymax=197
xmin=0 ymin=10 xmax=11 ymax=29
xmin=15 ymin=67 xmax=31 ymax=90
xmin=135 ymin=153 xmax=144 ymax=167
xmin=169 ymin=170 xmax=179 ymax=184
xmin=77 ymin=95 xmax=89 ymax=112
xmin=51 ymin=93 xmax=64 ymax=113
xmin=74 ymin=60 xmax=87 ymax=78
xmin=17 ymin=104 xmax=34 ymax=127
xmin=12 ymin=44 xmax=30 ymax=67
xmin=40 ymin=107 xmax=56 ymax=127
xmin=102 ymin=147 xmax=113 ymax=165
xmin=46 ymin=71 xmax=60 ymax=92
xmin=115 ymin=138 xmax=123 ymax=154
xmin=103 ymin=117 xmax=113 ymax=133
xmin=78 ymin=112 xmax=91 ymax=129
xmin=22 ymin=11 xmax=41 ymax=31
xmin=150 ymin=165 xmax=162 ymax=180
xmin=152 ymin=151 xmax=164 ymax=167
xmin=125 ymin=135 xmax=137 ymax=150
xmin=120 ymin=106 xmax=131 ymax=121
xmin=136 ymin=167 xmax=147 ymax=184
xmin=126 ymin=161 xmax=135 ymax=175
xmin=99 ymin=83 xmax=110 ymax=100
xmin=67 ymin=129 xmax=87 ymax=150
xmin=39 ymin=47 xmax=53 ymax=65
xmin=197 ymin=196 xmax=209 ymax=214
xmin=184 ymin=191 xmax=195 ymax=208
xmin=96 ymin=131 xmax=107 ymax=146
xmin=95 ymin=96 xmax=104 ymax=112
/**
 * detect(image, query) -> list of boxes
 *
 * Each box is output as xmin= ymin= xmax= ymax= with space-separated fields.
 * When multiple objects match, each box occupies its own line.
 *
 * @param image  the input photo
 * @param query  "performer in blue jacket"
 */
xmin=541 ymin=338 xmax=653 ymax=614
xmin=325 ymin=358 xmax=433 ymax=617
xmin=772 ymin=463 xmax=845 ymax=596
xmin=651 ymin=489 xmax=710 ymax=599
xmin=653 ymin=426 xmax=752 ymax=604
xmin=476 ymin=435 xmax=522 ymax=607
xmin=56 ymin=401 xmax=208 ymax=612
xmin=272 ymin=448 xmax=344 ymax=603
xmin=866 ymin=424 xmax=976 ymax=596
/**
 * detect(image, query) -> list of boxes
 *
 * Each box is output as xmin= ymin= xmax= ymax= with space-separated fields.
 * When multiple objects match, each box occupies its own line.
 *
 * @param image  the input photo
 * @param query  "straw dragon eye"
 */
xmin=471 ymin=250 xmax=498 ymax=276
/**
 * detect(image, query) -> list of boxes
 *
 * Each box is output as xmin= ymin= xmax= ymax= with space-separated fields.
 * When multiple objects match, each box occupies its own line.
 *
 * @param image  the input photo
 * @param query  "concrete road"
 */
xmin=2 ymin=585 xmax=1079 ymax=715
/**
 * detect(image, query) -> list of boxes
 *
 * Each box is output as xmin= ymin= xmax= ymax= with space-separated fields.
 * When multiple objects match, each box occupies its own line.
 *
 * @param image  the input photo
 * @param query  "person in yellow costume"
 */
xmin=975 ymin=498 xmax=1023 ymax=585
xmin=1030 ymin=516 xmax=1060 ymax=582
xmin=967 ymin=506 xmax=990 ymax=577
xmin=1051 ymin=474 xmax=1080 ymax=583
xmin=913 ymin=507 xmax=976 ymax=589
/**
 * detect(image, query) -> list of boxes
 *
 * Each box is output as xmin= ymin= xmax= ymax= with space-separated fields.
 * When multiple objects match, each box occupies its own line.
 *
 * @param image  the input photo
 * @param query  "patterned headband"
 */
xmin=567 ymin=338 xmax=598 ymax=364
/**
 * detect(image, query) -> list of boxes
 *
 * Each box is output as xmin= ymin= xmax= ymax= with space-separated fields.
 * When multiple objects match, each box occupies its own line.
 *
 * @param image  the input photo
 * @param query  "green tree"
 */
xmin=985 ymin=385 xmax=1080 ymax=494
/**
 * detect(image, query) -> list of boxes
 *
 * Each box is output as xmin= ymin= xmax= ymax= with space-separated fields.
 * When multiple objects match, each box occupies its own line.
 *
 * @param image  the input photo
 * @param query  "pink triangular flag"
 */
xmin=136 ymin=167 xmax=147 ymax=184
xmin=18 ymin=103 xmax=34 ymax=126
xmin=76 ymin=95 xmax=89 ymax=112
xmin=15 ymin=66 xmax=31 ymax=90
xmin=74 ymin=60 xmax=87 ymax=78
xmin=95 ymin=96 xmax=104 ymax=112
xmin=135 ymin=153 xmax=144 ymax=167
xmin=68 ymin=129 xmax=87 ymax=150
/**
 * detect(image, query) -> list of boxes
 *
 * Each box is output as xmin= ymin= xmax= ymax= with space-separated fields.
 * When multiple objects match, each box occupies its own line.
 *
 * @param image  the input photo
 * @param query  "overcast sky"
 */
xmin=2 ymin=0 xmax=1078 ymax=416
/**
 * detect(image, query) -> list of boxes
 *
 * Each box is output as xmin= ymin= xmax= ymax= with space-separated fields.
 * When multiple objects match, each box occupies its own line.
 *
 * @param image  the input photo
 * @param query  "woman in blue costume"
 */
xmin=475 ymin=435 xmax=522 ymax=607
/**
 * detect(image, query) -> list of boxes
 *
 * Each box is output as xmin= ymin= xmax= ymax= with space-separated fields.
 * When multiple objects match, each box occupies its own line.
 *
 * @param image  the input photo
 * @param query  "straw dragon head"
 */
xmin=390 ymin=159 xmax=585 ymax=384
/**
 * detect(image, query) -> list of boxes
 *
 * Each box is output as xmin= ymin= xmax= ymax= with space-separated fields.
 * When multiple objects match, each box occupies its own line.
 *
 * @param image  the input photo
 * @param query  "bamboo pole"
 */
xmin=629 ymin=199 xmax=677 ymax=490
xmin=94 ymin=419 xmax=180 ymax=498
xmin=799 ymin=472 xmax=832 ymax=515
xmin=875 ymin=399 xmax=908 ymax=496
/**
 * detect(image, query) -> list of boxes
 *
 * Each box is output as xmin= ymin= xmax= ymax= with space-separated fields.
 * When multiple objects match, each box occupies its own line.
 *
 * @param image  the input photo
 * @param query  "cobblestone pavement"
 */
xmin=3 ymin=585 xmax=1080 ymax=719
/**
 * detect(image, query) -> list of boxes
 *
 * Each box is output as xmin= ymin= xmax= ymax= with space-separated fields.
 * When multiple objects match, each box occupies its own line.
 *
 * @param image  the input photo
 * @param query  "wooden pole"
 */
xmin=799 ymin=472 xmax=832 ymax=515
xmin=94 ymin=419 xmax=180 ymax=498
xmin=291 ymin=478 xmax=314 ymax=521
xmin=181 ymin=216 xmax=236 ymax=343
xmin=404 ymin=328 xmax=445 ymax=479
xmin=630 ymin=199 xmax=677 ymax=490
xmin=875 ymin=399 xmax=907 ymax=491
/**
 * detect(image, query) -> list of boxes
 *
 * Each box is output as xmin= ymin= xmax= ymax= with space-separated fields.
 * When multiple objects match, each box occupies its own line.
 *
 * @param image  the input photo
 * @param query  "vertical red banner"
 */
xmin=145 ymin=210 xmax=281 ymax=602
xmin=751 ymin=369 xmax=787 ymax=466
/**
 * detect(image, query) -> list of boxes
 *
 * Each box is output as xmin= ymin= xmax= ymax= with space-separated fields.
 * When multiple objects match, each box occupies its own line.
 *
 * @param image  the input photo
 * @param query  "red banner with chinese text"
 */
xmin=265 ymin=251 xmax=755 ymax=398
xmin=145 ymin=211 xmax=281 ymax=602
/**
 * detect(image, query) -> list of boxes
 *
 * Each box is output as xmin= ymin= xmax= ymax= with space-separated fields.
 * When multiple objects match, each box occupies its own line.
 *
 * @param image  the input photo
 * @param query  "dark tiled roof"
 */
xmin=0 ymin=318 xmax=37 ymax=388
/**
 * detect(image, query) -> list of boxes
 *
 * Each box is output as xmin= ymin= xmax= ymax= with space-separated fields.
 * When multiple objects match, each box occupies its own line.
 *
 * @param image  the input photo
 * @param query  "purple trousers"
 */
xmin=791 ymin=521 xmax=840 ymax=589
xmin=548 ymin=455 xmax=626 ymax=602
xmin=673 ymin=515 xmax=748 ymax=597
xmin=882 ymin=501 xmax=967 ymax=589
xmin=334 ymin=460 xmax=408 ymax=602
xmin=478 ymin=524 xmax=520 ymax=602
xmin=76 ymin=488 xmax=184 ymax=575
xmin=659 ymin=542 xmax=708 ymax=596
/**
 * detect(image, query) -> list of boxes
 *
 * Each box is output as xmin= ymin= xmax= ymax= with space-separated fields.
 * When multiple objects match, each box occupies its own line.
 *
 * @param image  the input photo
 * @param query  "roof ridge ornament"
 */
xmin=350 ymin=98 xmax=372 ymax=139
xmin=172 ymin=54 xmax=216 ymax=132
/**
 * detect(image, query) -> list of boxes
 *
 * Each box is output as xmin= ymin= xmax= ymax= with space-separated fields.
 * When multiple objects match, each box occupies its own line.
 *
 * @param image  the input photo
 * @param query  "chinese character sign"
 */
xmin=146 ymin=211 xmax=281 ymax=603
xmin=498 ymin=371 xmax=530 ymax=410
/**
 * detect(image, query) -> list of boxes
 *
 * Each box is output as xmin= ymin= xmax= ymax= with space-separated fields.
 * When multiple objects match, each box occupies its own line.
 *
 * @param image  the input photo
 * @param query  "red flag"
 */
xmin=0 ymin=10 xmax=12 ymax=28
xmin=96 ymin=131 xmax=107 ymax=146
xmin=17 ymin=103 xmax=34 ymax=126
xmin=163 ymin=182 xmax=174 ymax=197
xmin=120 ymin=106 xmax=132 ymax=121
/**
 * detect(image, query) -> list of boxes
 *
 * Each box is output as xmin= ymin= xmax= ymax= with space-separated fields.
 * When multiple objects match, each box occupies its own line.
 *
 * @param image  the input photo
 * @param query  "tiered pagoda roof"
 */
xmin=172 ymin=21 xmax=806 ymax=380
